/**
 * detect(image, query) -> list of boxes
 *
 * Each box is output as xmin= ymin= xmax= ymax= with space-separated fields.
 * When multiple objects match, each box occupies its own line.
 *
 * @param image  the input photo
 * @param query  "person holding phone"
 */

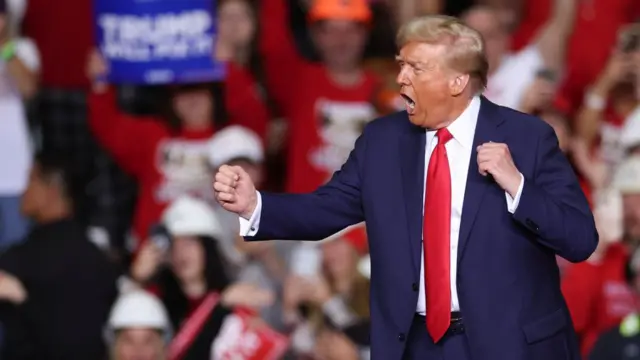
xmin=575 ymin=23 xmax=640 ymax=183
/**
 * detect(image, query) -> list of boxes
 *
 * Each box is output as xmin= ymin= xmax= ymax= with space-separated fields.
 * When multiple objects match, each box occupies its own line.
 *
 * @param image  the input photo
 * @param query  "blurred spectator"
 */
xmin=461 ymin=0 xmax=575 ymax=113
xmin=208 ymin=125 xmax=289 ymax=329
xmin=86 ymin=50 xmax=269 ymax=251
xmin=612 ymin=156 xmax=640 ymax=246
xmin=20 ymin=0 xmax=140 ymax=258
xmin=575 ymin=25 xmax=639 ymax=173
xmin=208 ymin=125 xmax=266 ymax=269
xmin=511 ymin=0 xmax=640 ymax=116
xmin=589 ymin=244 xmax=640 ymax=360
xmin=129 ymin=196 xmax=273 ymax=359
xmin=0 ymin=0 xmax=38 ymax=248
xmin=105 ymin=290 xmax=172 ymax=360
xmin=284 ymin=225 xmax=370 ymax=358
xmin=562 ymin=155 xmax=640 ymax=356
xmin=620 ymin=101 xmax=640 ymax=157
xmin=260 ymin=0 xmax=379 ymax=193
xmin=0 ymin=152 xmax=119 ymax=360
xmin=217 ymin=0 xmax=257 ymax=67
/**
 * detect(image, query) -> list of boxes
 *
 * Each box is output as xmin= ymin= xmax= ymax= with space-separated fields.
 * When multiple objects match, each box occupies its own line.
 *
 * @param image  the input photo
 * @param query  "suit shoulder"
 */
xmin=364 ymin=111 xmax=410 ymax=134
xmin=495 ymin=105 xmax=554 ymax=137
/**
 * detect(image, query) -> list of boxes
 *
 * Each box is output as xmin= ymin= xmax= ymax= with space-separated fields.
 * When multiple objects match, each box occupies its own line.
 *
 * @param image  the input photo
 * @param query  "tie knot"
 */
xmin=436 ymin=128 xmax=453 ymax=144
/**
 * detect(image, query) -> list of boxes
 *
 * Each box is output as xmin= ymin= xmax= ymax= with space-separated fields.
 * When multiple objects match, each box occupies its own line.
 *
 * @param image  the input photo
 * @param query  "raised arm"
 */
xmin=530 ymin=0 xmax=576 ymax=73
xmin=86 ymin=50 xmax=162 ymax=177
xmin=215 ymin=127 xmax=368 ymax=241
xmin=512 ymin=125 xmax=598 ymax=262
xmin=259 ymin=0 xmax=308 ymax=112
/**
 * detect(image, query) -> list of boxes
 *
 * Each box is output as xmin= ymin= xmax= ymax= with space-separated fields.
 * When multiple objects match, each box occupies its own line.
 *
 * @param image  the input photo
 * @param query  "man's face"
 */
xmin=115 ymin=328 xmax=165 ymax=360
xmin=312 ymin=20 xmax=368 ymax=70
xmin=462 ymin=8 xmax=508 ymax=73
xmin=396 ymin=42 xmax=455 ymax=128
xmin=20 ymin=164 xmax=49 ymax=219
xmin=623 ymin=193 xmax=640 ymax=242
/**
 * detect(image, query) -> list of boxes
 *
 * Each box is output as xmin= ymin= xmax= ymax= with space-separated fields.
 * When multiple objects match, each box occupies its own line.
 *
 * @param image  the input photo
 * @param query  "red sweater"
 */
xmin=561 ymin=243 xmax=637 ymax=356
xmin=89 ymin=65 xmax=269 ymax=247
xmin=260 ymin=0 xmax=379 ymax=193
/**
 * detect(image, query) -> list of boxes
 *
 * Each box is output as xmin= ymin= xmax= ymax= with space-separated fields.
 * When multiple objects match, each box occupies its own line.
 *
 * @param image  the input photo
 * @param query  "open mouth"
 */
xmin=400 ymin=94 xmax=415 ymax=112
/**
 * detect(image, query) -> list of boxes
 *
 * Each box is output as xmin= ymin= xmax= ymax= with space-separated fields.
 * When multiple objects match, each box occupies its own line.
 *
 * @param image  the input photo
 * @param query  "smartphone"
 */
xmin=290 ymin=244 xmax=321 ymax=277
xmin=148 ymin=223 xmax=171 ymax=252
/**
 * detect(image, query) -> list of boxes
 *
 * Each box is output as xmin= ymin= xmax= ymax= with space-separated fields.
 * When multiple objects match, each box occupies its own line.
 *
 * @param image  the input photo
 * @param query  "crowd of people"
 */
xmin=0 ymin=0 xmax=638 ymax=358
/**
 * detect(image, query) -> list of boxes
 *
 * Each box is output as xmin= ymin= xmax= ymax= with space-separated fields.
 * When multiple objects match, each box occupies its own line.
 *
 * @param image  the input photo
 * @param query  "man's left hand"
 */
xmin=477 ymin=142 xmax=523 ymax=197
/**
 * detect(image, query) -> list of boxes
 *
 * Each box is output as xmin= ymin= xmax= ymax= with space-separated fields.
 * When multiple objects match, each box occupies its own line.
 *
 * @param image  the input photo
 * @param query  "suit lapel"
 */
xmin=399 ymin=123 xmax=426 ymax=275
xmin=457 ymin=97 xmax=505 ymax=264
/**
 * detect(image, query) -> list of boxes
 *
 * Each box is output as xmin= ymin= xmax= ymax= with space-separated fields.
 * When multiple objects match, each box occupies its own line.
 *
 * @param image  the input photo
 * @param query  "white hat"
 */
xmin=208 ymin=126 xmax=264 ymax=168
xmin=162 ymin=196 xmax=225 ymax=240
xmin=107 ymin=290 xmax=170 ymax=331
xmin=612 ymin=156 xmax=640 ymax=194
xmin=620 ymin=106 xmax=640 ymax=152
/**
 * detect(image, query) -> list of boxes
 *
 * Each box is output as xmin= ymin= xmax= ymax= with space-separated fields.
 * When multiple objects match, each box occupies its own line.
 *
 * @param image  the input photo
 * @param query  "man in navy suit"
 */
xmin=213 ymin=15 xmax=598 ymax=360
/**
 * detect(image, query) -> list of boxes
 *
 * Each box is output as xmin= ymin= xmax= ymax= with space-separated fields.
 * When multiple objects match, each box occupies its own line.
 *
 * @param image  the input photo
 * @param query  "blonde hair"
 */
xmin=397 ymin=15 xmax=489 ymax=90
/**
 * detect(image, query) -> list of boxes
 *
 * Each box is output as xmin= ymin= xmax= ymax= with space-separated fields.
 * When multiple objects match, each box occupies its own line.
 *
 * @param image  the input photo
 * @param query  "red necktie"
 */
xmin=424 ymin=128 xmax=453 ymax=343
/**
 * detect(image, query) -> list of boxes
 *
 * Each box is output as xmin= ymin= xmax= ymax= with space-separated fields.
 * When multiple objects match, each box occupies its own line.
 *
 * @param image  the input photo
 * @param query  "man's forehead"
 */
xmin=396 ymin=43 xmax=445 ymax=63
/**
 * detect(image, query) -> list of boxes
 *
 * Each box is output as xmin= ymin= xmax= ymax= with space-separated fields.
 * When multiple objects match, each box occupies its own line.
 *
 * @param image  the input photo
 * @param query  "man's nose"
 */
xmin=396 ymin=68 xmax=410 ymax=86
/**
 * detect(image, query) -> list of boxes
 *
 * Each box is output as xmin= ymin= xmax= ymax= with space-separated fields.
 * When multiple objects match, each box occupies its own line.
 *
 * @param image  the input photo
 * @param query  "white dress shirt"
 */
xmin=240 ymin=96 xmax=525 ymax=315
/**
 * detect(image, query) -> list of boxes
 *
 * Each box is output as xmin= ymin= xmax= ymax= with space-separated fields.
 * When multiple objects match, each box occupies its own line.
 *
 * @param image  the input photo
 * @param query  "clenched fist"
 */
xmin=477 ymin=142 xmax=522 ymax=198
xmin=213 ymin=165 xmax=258 ymax=219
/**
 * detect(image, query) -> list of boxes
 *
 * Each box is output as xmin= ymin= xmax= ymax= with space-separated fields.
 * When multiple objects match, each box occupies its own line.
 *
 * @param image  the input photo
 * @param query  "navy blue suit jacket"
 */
xmin=247 ymin=98 xmax=598 ymax=360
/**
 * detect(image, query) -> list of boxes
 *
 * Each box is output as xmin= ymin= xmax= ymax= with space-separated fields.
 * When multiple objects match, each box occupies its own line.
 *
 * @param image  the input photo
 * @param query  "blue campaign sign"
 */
xmin=94 ymin=0 xmax=226 ymax=84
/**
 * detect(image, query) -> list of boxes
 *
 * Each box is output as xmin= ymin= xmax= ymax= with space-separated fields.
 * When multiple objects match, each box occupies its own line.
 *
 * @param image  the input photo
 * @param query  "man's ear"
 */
xmin=449 ymin=74 xmax=471 ymax=96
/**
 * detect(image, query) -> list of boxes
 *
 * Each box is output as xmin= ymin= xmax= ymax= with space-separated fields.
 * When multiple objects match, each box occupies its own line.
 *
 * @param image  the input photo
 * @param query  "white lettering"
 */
xmin=98 ymin=10 xmax=213 ymax=62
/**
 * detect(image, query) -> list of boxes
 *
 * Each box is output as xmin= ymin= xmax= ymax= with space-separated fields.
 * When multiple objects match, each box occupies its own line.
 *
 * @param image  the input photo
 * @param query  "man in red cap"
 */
xmin=259 ymin=0 xmax=380 ymax=194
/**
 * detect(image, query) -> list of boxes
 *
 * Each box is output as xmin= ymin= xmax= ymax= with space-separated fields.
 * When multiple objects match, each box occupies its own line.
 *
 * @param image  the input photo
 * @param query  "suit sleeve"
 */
xmin=512 ymin=125 xmax=598 ymax=262
xmin=245 ymin=128 xmax=367 ymax=241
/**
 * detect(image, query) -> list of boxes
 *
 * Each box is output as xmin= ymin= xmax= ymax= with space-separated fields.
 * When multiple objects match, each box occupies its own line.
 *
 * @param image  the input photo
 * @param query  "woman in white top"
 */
xmin=0 ymin=0 xmax=39 ymax=248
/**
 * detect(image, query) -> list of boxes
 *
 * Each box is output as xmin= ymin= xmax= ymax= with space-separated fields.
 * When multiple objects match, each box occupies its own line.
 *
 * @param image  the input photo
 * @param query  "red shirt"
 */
xmin=512 ymin=0 xmax=640 ymax=115
xmin=561 ymin=242 xmax=637 ymax=356
xmin=88 ymin=64 xmax=269 ymax=248
xmin=259 ymin=0 xmax=379 ymax=193
xmin=23 ymin=0 xmax=94 ymax=88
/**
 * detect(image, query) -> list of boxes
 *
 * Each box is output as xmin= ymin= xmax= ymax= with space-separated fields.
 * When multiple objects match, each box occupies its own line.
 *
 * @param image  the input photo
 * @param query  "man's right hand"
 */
xmin=214 ymin=165 xmax=257 ymax=220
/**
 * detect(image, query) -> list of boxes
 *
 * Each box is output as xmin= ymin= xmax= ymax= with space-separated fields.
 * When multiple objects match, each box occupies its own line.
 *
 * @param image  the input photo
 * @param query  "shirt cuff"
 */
xmin=505 ymin=173 xmax=525 ymax=214
xmin=238 ymin=192 xmax=262 ymax=236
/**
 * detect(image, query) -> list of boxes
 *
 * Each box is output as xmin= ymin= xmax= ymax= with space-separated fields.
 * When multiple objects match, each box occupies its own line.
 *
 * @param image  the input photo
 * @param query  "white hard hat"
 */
xmin=208 ymin=125 xmax=264 ymax=168
xmin=612 ymin=155 xmax=640 ymax=195
xmin=107 ymin=290 xmax=170 ymax=331
xmin=162 ymin=196 xmax=225 ymax=240
xmin=620 ymin=106 xmax=640 ymax=152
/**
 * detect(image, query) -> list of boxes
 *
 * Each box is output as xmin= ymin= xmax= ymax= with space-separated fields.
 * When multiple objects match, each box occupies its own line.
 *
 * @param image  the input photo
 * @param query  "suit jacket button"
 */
xmin=412 ymin=283 xmax=418 ymax=291
xmin=398 ymin=333 xmax=406 ymax=342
